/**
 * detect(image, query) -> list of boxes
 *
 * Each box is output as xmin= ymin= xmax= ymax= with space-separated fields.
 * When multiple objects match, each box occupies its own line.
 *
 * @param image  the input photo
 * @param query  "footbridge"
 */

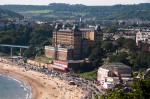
xmin=0 ymin=44 xmax=29 ymax=56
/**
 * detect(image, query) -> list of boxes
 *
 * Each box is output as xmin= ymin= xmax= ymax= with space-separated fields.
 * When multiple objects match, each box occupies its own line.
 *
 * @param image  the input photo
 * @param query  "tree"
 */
xmin=117 ymin=52 xmax=128 ymax=64
xmin=92 ymin=58 xmax=101 ymax=68
xmin=41 ymin=38 xmax=52 ymax=46
xmin=101 ymin=41 xmax=113 ymax=52
xmin=131 ymin=78 xmax=150 ymax=99
xmin=116 ymin=37 xmax=125 ymax=47
xmin=29 ymin=26 xmax=52 ymax=46
xmin=109 ymin=54 xmax=118 ymax=62
xmin=23 ymin=46 xmax=36 ymax=58
xmin=108 ymin=52 xmax=128 ymax=64
xmin=100 ymin=78 xmax=150 ymax=99
xmin=88 ymin=43 xmax=104 ymax=69
xmin=84 ymin=46 xmax=92 ymax=58
xmin=135 ymin=52 xmax=150 ymax=69
xmin=125 ymin=39 xmax=136 ymax=52
xmin=148 ymin=55 xmax=150 ymax=68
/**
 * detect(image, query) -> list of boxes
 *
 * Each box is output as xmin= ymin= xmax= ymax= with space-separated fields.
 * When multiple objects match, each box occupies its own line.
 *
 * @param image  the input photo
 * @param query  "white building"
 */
xmin=97 ymin=62 xmax=132 ymax=89
xmin=136 ymin=31 xmax=150 ymax=45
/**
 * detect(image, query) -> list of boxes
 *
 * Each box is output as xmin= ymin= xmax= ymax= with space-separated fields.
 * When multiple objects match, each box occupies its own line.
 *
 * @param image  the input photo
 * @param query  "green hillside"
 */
xmin=0 ymin=3 xmax=150 ymax=21
xmin=0 ymin=8 xmax=24 ymax=19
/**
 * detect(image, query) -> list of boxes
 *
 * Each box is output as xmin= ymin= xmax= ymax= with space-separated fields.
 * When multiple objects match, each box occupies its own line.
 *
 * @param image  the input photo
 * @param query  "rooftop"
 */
xmin=101 ymin=62 xmax=131 ymax=70
xmin=54 ymin=60 xmax=88 ymax=63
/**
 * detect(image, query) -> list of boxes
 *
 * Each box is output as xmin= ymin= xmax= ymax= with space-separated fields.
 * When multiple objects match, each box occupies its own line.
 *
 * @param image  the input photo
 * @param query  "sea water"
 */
xmin=0 ymin=74 xmax=31 ymax=99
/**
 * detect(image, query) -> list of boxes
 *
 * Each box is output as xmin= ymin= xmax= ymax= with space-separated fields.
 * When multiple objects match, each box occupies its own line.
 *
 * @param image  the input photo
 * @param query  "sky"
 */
xmin=0 ymin=0 xmax=150 ymax=6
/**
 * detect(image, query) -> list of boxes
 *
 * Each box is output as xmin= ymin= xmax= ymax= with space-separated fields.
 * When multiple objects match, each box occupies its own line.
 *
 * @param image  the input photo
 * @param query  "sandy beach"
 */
xmin=0 ymin=60 xmax=84 ymax=99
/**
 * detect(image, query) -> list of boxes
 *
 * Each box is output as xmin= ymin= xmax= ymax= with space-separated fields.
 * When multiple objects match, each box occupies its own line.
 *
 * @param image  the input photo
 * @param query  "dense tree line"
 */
xmin=0 ymin=24 xmax=53 ymax=57
xmin=99 ymin=78 xmax=150 ymax=99
xmin=82 ymin=37 xmax=150 ymax=72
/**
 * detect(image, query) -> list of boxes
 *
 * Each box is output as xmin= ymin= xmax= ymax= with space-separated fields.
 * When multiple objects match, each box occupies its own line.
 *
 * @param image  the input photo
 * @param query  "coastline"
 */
xmin=0 ymin=60 xmax=84 ymax=99
xmin=0 ymin=67 xmax=38 ymax=99
xmin=0 ymin=73 xmax=32 ymax=99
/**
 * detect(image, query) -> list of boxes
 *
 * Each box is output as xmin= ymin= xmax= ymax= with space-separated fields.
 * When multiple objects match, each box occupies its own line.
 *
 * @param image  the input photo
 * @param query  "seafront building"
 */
xmin=44 ymin=24 xmax=103 ymax=71
xmin=45 ymin=24 xmax=103 ymax=60
xmin=97 ymin=62 xmax=132 ymax=89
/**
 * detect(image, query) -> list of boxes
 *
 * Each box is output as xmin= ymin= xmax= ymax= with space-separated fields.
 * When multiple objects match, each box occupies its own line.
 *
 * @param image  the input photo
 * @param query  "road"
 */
xmin=1 ymin=57 xmax=102 ymax=99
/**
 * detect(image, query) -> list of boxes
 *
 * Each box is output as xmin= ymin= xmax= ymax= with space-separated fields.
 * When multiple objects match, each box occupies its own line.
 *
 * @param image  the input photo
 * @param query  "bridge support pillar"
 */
xmin=20 ymin=48 xmax=22 ymax=56
xmin=10 ymin=48 xmax=13 ymax=56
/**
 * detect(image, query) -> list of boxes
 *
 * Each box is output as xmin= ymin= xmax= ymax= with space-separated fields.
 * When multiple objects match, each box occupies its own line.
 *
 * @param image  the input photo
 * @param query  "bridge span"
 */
xmin=0 ymin=44 xmax=29 ymax=56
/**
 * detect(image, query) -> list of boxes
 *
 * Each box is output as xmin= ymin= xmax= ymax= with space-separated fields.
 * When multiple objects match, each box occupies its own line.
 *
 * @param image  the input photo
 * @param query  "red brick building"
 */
xmin=45 ymin=25 xmax=103 ymax=60
xmin=138 ymin=41 xmax=150 ymax=52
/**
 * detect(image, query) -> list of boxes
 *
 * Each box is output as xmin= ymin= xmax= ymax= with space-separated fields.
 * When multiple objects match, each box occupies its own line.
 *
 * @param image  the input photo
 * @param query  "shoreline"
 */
xmin=0 ymin=68 xmax=38 ymax=99
xmin=0 ymin=59 xmax=84 ymax=99
xmin=0 ymin=73 xmax=32 ymax=99
xmin=6 ymin=74 xmax=32 ymax=99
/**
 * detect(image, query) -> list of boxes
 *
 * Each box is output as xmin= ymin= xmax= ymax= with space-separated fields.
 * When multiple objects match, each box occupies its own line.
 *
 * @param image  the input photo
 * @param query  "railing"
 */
xmin=0 ymin=44 xmax=29 ymax=49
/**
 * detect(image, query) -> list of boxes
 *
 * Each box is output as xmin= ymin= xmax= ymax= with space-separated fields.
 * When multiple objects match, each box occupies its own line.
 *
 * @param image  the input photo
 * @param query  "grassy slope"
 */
xmin=35 ymin=55 xmax=53 ymax=63
xmin=77 ymin=70 xmax=97 ymax=80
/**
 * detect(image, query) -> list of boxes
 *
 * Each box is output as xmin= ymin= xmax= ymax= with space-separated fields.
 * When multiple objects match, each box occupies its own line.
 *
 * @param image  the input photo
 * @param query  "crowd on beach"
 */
xmin=0 ymin=56 xmax=101 ymax=99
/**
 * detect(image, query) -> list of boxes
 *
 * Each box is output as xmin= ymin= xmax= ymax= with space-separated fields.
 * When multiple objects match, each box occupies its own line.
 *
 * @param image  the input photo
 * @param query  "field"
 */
xmin=20 ymin=10 xmax=53 ymax=14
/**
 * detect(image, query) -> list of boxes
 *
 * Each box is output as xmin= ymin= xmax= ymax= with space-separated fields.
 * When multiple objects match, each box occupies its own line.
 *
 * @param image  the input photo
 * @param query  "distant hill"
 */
xmin=0 ymin=8 xmax=24 ymax=19
xmin=0 ymin=3 xmax=150 ymax=21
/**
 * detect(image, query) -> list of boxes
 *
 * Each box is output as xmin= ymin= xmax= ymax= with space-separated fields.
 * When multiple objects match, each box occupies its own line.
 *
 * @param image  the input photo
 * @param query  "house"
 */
xmin=113 ymin=33 xmax=136 ymax=40
xmin=103 ymin=33 xmax=114 ymax=40
xmin=136 ymin=30 xmax=150 ymax=45
xmin=138 ymin=41 xmax=150 ymax=52
xmin=136 ymin=30 xmax=150 ymax=52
